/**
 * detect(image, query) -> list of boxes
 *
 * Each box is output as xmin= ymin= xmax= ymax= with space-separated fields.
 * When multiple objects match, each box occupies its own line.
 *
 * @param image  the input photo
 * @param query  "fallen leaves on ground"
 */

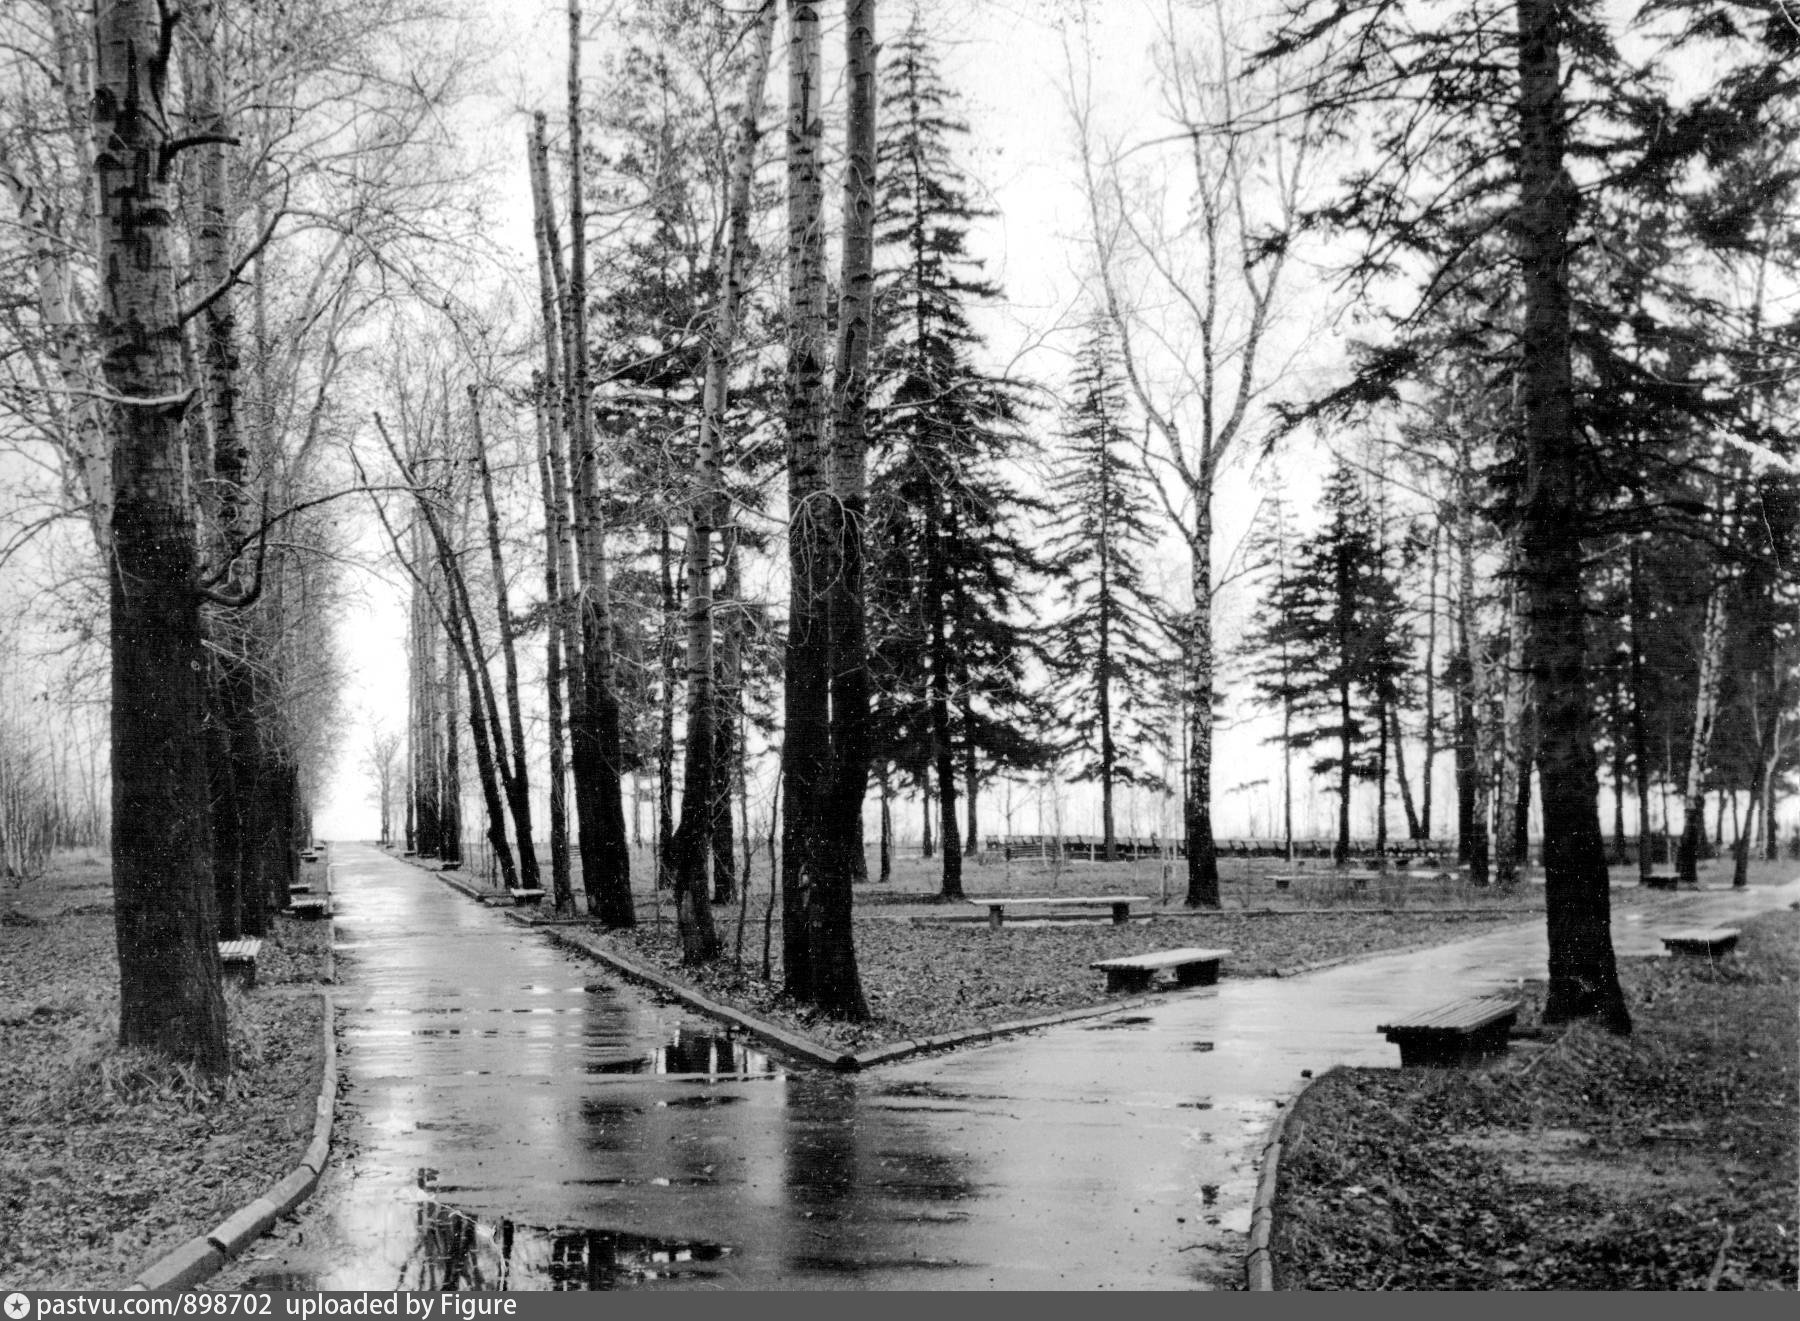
xmin=1 ymin=855 xmax=331 ymax=1290
xmin=588 ymin=908 xmax=1528 ymax=1054
xmin=1269 ymin=909 xmax=1799 ymax=1290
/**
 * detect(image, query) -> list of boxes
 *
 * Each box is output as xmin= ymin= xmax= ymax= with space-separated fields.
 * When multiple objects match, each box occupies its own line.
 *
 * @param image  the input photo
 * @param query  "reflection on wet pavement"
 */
xmin=228 ymin=843 xmax=1796 ymax=1291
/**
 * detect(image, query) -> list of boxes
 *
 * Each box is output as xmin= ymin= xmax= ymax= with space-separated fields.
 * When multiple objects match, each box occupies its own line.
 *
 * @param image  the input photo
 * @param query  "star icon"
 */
xmin=4 ymin=1293 xmax=30 ymax=1321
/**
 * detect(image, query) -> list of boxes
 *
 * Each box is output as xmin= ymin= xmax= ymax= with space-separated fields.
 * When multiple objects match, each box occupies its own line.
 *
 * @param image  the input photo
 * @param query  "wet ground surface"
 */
xmin=218 ymin=843 xmax=1798 ymax=1291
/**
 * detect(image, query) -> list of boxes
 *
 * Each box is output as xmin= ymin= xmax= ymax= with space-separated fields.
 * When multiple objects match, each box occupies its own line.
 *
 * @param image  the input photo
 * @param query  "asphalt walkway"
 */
xmin=214 ymin=842 xmax=1798 ymax=1290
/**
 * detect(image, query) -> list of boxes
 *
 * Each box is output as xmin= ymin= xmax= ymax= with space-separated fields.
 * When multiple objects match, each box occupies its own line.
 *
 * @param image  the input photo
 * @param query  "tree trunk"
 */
xmin=533 ymin=386 xmax=574 ymax=914
xmin=186 ymin=0 xmax=260 ymax=944
xmin=566 ymin=0 xmax=634 ymax=926
xmin=470 ymin=388 xmax=540 ymax=892
xmin=781 ymin=0 xmax=872 ymax=1017
xmin=1335 ymin=666 xmax=1354 ymax=864
xmin=1185 ymin=500 xmax=1221 ymax=905
xmin=712 ymin=536 xmax=746 ymax=905
xmin=1515 ymin=0 xmax=1628 ymax=1032
xmin=440 ymin=621 xmax=462 ymax=865
xmin=1420 ymin=525 xmax=1439 ymax=838
xmin=1493 ymin=576 xmax=1531 ymax=886
xmin=1627 ymin=540 xmax=1655 ymax=882
xmin=814 ymin=0 xmax=876 ymax=1013
xmin=782 ymin=0 xmax=835 ymax=989
xmin=920 ymin=766 xmax=933 ymax=857
xmin=670 ymin=0 xmax=772 ymax=960
xmin=878 ymin=767 xmax=893 ymax=883
xmin=1455 ymin=487 xmax=1491 ymax=883
xmin=1677 ymin=574 xmax=1727 ymax=886
xmin=1389 ymin=702 xmax=1421 ymax=841
xmin=94 ymin=0 xmax=229 ymax=1075
xmin=1374 ymin=685 xmax=1390 ymax=858
xmin=961 ymin=695 xmax=979 ymax=858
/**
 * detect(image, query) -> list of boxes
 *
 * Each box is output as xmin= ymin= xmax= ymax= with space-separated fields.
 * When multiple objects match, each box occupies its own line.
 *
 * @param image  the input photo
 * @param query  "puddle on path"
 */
xmin=242 ymin=1170 xmax=736 ymax=1291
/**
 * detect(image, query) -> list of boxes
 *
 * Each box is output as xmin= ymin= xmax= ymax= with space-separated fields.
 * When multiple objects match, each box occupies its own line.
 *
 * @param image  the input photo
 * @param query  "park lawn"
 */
xmin=587 ymin=847 xmax=1569 ymax=1053
xmin=583 ymin=851 xmax=1742 ymax=1054
xmin=0 ymin=852 xmax=331 ymax=1291
xmin=1267 ymin=905 xmax=1800 ymax=1290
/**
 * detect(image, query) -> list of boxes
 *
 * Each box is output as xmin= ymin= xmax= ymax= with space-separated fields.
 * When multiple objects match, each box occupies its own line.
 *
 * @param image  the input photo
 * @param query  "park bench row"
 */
xmin=983 ymin=835 xmax=1457 ymax=863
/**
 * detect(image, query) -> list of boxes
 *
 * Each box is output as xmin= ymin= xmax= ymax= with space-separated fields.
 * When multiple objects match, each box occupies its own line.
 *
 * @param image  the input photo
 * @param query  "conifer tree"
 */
xmin=1042 ymin=319 xmax=1170 ymax=860
xmin=867 ymin=11 xmax=1051 ymax=899
xmin=1245 ymin=458 xmax=1410 ymax=862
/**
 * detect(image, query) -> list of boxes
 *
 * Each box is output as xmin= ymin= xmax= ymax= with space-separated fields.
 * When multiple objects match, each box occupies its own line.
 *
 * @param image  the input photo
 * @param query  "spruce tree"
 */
xmin=867 ymin=11 xmax=1051 ymax=899
xmin=1244 ymin=458 xmax=1410 ymax=863
xmin=1042 ymin=319 xmax=1170 ymax=860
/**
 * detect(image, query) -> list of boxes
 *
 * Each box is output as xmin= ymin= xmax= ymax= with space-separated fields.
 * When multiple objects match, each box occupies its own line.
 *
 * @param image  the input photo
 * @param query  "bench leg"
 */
xmin=1174 ymin=960 xmax=1220 ymax=988
xmin=1110 ymin=901 xmax=1129 ymax=924
xmin=1105 ymin=968 xmax=1155 ymax=993
xmin=987 ymin=907 xmax=1004 ymax=931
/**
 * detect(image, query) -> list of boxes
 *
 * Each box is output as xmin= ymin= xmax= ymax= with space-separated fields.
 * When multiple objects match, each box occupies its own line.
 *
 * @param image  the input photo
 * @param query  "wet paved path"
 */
xmin=225 ymin=843 xmax=1799 ymax=1291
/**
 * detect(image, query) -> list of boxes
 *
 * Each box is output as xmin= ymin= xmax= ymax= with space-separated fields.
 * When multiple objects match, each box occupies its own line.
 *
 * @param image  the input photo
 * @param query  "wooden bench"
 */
xmin=971 ymin=894 xmax=1149 ymax=929
xmin=478 ymin=889 xmax=546 ymax=907
xmin=287 ymin=896 xmax=330 ymax=920
xmin=1090 ymin=947 xmax=1230 ymax=992
xmin=219 ymin=937 xmax=263 ymax=989
xmin=1377 ymin=995 xmax=1520 ymax=1067
xmin=1661 ymin=928 xmax=1739 ymax=957
xmin=1642 ymin=873 xmax=1680 ymax=891
xmin=300 ymin=850 xmax=319 ymax=864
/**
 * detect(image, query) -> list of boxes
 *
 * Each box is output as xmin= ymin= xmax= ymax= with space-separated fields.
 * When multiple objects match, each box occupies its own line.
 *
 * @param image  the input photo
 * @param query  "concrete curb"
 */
xmin=541 ymin=924 xmax=1162 ymax=1073
xmin=1245 ymin=1073 xmax=1316 ymax=1291
xmin=126 ymin=954 xmax=338 ymax=1289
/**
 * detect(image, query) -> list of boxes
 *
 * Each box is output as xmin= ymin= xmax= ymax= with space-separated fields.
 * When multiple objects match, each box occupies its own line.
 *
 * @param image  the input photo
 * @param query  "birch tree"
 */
xmin=668 ymin=0 xmax=776 ymax=963
xmin=1067 ymin=0 xmax=1311 ymax=907
xmin=91 ymin=0 xmax=230 ymax=1074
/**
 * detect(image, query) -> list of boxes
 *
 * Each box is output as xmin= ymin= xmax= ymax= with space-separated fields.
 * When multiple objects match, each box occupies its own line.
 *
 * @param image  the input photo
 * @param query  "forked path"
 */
xmin=215 ymin=843 xmax=1798 ymax=1290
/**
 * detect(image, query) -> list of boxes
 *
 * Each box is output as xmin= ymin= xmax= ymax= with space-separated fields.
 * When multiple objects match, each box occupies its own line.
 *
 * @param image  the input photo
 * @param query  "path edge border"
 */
xmin=539 ymin=922 xmax=1158 ymax=1071
xmin=123 ymin=852 xmax=341 ymax=1292
xmin=1244 ymin=1073 xmax=1316 ymax=1291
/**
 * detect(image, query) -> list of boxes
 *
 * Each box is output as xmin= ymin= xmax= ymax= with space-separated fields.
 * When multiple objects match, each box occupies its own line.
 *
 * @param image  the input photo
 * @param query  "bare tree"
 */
xmin=1065 ymin=0 xmax=1312 ymax=907
xmin=365 ymin=728 xmax=404 ymax=844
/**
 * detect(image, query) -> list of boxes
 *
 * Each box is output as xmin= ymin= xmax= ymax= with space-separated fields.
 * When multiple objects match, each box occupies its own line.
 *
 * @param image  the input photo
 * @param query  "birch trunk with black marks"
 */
xmin=1677 ymin=575 xmax=1727 ymax=885
xmin=781 ymin=0 xmax=872 ymax=1015
xmin=1493 ymin=570 xmax=1531 ymax=886
xmin=533 ymin=384 xmax=574 ymax=912
xmin=470 ymin=387 xmax=540 ymax=892
xmin=1454 ymin=486 xmax=1492 ymax=884
xmin=183 ymin=0 xmax=262 ymax=940
xmin=670 ymin=0 xmax=773 ymax=962
xmin=93 ymin=0 xmax=229 ymax=1075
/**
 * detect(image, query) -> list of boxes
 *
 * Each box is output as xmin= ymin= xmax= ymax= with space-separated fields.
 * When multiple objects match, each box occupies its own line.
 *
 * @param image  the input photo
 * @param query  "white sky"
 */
xmin=307 ymin=0 xmax=1394 ymax=844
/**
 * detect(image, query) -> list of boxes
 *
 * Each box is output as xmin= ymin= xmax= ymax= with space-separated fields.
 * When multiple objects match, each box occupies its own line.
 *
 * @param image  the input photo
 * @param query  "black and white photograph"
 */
xmin=0 ymin=0 xmax=1795 ymax=1294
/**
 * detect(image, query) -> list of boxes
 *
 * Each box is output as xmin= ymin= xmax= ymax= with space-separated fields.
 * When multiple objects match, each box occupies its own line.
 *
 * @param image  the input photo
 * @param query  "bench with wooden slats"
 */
xmin=218 ymin=937 xmax=263 ymax=989
xmin=1661 ymin=927 xmax=1739 ymax=957
xmin=971 ymin=895 xmax=1148 ymax=929
xmin=1377 ymin=995 xmax=1520 ymax=1067
xmin=287 ymin=896 xmax=330 ymax=919
xmin=1090 ymin=947 xmax=1230 ymax=993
